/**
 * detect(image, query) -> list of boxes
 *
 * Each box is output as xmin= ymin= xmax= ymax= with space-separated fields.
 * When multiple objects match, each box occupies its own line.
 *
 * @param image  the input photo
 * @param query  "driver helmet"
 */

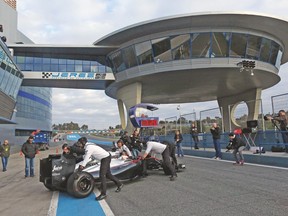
xmin=78 ymin=137 xmax=88 ymax=145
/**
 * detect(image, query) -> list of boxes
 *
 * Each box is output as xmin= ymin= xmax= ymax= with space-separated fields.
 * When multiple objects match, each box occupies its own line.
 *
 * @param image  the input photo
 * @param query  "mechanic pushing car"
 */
xmin=78 ymin=137 xmax=124 ymax=201
xmin=142 ymin=140 xmax=177 ymax=181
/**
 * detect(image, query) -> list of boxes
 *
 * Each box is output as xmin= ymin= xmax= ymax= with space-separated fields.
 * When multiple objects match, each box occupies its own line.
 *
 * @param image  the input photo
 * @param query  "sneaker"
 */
xmin=30 ymin=175 xmax=35 ymax=177
xmin=95 ymin=194 xmax=107 ymax=201
xmin=233 ymin=162 xmax=240 ymax=165
xmin=170 ymin=176 xmax=175 ymax=181
xmin=194 ymin=147 xmax=199 ymax=150
xmin=240 ymin=160 xmax=244 ymax=165
xmin=115 ymin=184 xmax=123 ymax=193
xmin=215 ymin=157 xmax=221 ymax=160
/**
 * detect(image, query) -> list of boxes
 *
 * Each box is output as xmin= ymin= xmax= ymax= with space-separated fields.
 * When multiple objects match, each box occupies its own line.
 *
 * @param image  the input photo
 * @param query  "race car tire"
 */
xmin=66 ymin=172 xmax=95 ymax=198
xmin=43 ymin=178 xmax=56 ymax=191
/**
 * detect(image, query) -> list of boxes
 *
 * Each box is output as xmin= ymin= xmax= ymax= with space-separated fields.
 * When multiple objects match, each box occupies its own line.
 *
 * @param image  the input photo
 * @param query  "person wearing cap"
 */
xmin=228 ymin=133 xmax=246 ymax=165
xmin=267 ymin=110 xmax=288 ymax=152
xmin=142 ymin=140 xmax=177 ymax=181
xmin=78 ymin=139 xmax=123 ymax=201
xmin=21 ymin=136 xmax=38 ymax=177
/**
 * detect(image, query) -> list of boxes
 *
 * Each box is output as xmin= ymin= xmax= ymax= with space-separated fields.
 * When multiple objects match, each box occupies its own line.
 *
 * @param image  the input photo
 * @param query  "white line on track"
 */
xmin=185 ymin=155 xmax=288 ymax=170
xmin=94 ymin=189 xmax=115 ymax=216
xmin=47 ymin=191 xmax=59 ymax=216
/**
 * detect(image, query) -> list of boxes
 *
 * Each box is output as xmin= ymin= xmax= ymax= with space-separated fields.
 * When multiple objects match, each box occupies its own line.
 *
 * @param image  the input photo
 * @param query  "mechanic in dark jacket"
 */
xmin=69 ymin=140 xmax=86 ymax=163
xmin=130 ymin=130 xmax=142 ymax=158
xmin=162 ymin=140 xmax=178 ymax=170
xmin=228 ymin=133 xmax=246 ymax=165
xmin=210 ymin=123 xmax=222 ymax=159
xmin=21 ymin=136 xmax=38 ymax=177
xmin=120 ymin=131 xmax=132 ymax=150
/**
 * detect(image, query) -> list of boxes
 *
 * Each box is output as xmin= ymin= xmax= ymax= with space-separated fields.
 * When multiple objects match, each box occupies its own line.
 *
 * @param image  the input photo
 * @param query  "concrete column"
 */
xmin=217 ymin=88 xmax=262 ymax=132
xmin=116 ymin=82 xmax=142 ymax=133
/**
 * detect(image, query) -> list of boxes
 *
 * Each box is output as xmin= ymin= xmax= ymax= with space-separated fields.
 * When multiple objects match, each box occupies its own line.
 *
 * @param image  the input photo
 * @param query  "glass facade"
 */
xmin=11 ymin=56 xmax=112 ymax=130
xmin=13 ymin=56 xmax=112 ymax=74
xmin=108 ymin=32 xmax=283 ymax=73
xmin=16 ymin=87 xmax=52 ymax=123
xmin=0 ymin=45 xmax=23 ymax=100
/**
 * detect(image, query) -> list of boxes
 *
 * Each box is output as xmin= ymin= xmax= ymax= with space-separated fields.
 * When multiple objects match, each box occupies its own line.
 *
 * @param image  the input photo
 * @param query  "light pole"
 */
xmin=177 ymin=105 xmax=182 ymax=133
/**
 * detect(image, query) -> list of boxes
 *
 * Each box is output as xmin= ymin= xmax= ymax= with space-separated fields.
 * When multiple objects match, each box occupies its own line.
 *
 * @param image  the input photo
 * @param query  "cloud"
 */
xmin=16 ymin=0 xmax=288 ymax=129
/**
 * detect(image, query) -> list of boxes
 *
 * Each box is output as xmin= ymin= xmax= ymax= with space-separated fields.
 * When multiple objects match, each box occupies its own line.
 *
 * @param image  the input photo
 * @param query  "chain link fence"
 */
xmin=179 ymin=112 xmax=196 ymax=134
xmin=271 ymin=93 xmax=288 ymax=114
xmin=199 ymin=107 xmax=223 ymax=133
xmin=164 ymin=116 xmax=177 ymax=136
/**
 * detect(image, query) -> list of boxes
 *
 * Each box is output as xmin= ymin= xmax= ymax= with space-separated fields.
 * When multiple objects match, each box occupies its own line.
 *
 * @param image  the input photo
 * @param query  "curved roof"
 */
xmin=94 ymin=11 xmax=288 ymax=64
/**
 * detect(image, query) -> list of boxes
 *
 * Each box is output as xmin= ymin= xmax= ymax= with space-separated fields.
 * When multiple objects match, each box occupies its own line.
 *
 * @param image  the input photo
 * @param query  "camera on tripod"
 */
xmin=264 ymin=114 xmax=279 ymax=121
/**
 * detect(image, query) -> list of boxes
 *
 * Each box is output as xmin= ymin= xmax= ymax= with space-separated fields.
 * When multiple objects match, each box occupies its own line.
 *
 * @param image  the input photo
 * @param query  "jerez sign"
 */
xmin=42 ymin=72 xmax=106 ymax=80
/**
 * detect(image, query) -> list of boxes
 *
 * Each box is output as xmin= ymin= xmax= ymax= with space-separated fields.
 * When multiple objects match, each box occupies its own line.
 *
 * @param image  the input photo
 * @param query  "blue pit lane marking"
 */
xmin=56 ymin=192 xmax=105 ymax=216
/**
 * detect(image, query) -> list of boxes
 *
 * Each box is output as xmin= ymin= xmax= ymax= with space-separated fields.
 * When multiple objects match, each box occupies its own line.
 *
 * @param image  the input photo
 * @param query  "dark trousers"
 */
xmin=170 ymin=146 xmax=178 ymax=166
xmin=281 ymin=130 xmax=288 ymax=152
xmin=213 ymin=138 xmax=222 ymax=158
xmin=162 ymin=147 xmax=176 ymax=176
xmin=100 ymin=155 xmax=121 ymax=195
xmin=192 ymin=135 xmax=199 ymax=147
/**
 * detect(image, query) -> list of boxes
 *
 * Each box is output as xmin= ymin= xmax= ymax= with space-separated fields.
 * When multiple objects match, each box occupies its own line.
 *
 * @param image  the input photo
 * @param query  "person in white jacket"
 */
xmin=78 ymin=137 xmax=123 ymax=201
xmin=142 ymin=140 xmax=177 ymax=181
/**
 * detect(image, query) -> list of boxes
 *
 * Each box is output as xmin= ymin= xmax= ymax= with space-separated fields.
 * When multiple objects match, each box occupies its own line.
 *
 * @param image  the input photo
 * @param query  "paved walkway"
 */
xmin=183 ymin=146 xmax=288 ymax=168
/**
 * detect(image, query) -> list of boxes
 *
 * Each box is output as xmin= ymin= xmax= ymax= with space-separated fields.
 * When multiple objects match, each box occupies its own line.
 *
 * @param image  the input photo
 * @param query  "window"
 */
xmin=152 ymin=37 xmax=172 ymax=62
xmin=109 ymin=50 xmax=125 ymax=73
xmin=246 ymin=35 xmax=262 ymax=59
xmin=191 ymin=33 xmax=211 ymax=58
xmin=122 ymin=45 xmax=138 ymax=68
xmin=171 ymin=34 xmax=191 ymax=60
xmin=211 ymin=32 xmax=230 ymax=57
xmin=230 ymin=33 xmax=247 ymax=58
xmin=259 ymin=38 xmax=271 ymax=62
xmin=269 ymin=41 xmax=280 ymax=65
xmin=135 ymin=41 xmax=153 ymax=65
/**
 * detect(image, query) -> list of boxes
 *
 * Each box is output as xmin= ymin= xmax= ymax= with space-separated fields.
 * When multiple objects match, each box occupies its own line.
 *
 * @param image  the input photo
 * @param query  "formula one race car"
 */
xmin=40 ymin=153 xmax=185 ymax=198
xmin=40 ymin=154 xmax=143 ymax=198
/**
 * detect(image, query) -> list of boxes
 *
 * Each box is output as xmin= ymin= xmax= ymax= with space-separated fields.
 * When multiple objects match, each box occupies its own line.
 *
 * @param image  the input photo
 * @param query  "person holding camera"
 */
xmin=267 ymin=110 xmax=288 ymax=152
xmin=210 ymin=123 xmax=222 ymax=159
xmin=228 ymin=133 xmax=246 ymax=165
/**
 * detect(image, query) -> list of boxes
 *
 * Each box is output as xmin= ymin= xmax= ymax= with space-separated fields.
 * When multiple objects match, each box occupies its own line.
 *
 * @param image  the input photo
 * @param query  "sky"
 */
xmin=15 ymin=0 xmax=288 ymax=129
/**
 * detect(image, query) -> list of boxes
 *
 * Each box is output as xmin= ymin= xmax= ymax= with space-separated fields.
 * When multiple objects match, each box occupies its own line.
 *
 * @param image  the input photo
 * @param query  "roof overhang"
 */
xmin=94 ymin=12 xmax=288 ymax=64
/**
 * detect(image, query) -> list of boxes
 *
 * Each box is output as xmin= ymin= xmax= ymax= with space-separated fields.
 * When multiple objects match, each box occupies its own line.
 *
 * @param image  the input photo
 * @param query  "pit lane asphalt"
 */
xmin=1 ymin=146 xmax=288 ymax=216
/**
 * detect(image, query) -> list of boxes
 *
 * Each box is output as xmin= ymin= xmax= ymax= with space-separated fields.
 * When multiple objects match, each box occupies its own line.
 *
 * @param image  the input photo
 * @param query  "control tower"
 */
xmin=94 ymin=12 xmax=288 ymax=131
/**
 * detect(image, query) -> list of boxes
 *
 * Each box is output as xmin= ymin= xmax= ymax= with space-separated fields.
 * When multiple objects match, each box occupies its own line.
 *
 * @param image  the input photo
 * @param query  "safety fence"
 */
xmin=159 ymin=129 xmax=288 ymax=152
xmin=164 ymin=116 xmax=177 ymax=136
xmin=179 ymin=112 xmax=196 ymax=134
xmin=158 ymin=92 xmax=288 ymax=151
xmin=271 ymin=93 xmax=288 ymax=114
xmin=200 ymin=107 xmax=223 ymax=133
